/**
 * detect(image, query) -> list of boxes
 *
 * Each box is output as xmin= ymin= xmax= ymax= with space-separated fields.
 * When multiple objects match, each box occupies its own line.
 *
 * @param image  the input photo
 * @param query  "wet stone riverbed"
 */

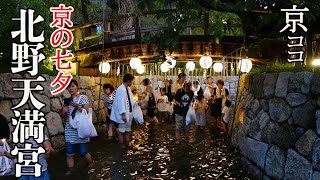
xmin=47 ymin=121 xmax=254 ymax=180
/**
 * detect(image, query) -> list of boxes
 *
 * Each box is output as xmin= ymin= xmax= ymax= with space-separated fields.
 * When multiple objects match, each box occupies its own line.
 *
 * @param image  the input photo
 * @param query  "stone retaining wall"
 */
xmin=232 ymin=72 xmax=320 ymax=180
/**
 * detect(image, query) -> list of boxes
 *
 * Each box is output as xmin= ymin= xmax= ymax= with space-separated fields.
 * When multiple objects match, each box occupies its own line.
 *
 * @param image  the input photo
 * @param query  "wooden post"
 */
xmin=187 ymin=27 xmax=192 ymax=35
xmin=134 ymin=15 xmax=141 ymax=39
xmin=104 ymin=20 xmax=111 ymax=43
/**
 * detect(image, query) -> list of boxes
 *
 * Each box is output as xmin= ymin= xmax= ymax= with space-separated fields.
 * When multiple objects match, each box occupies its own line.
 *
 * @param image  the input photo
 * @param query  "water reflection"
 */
xmin=46 ymin=122 xmax=253 ymax=180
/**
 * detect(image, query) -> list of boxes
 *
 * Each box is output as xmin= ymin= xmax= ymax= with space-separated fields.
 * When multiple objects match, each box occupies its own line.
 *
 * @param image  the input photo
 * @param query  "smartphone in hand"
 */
xmin=64 ymin=98 xmax=73 ymax=106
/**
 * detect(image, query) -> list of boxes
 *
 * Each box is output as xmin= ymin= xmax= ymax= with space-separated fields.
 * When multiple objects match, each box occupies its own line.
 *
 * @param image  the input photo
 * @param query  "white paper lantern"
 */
xmin=199 ymin=55 xmax=213 ymax=69
xmin=136 ymin=65 xmax=145 ymax=74
xmin=313 ymin=59 xmax=320 ymax=66
xmin=213 ymin=62 xmax=223 ymax=72
xmin=130 ymin=57 xmax=142 ymax=69
xmin=160 ymin=62 xmax=170 ymax=72
xmin=99 ymin=62 xmax=111 ymax=74
xmin=239 ymin=58 xmax=253 ymax=73
xmin=166 ymin=56 xmax=176 ymax=68
xmin=186 ymin=61 xmax=195 ymax=71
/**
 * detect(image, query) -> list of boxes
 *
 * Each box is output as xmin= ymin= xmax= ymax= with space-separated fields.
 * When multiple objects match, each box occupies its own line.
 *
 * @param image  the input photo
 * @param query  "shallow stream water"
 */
xmin=46 ymin=121 xmax=253 ymax=180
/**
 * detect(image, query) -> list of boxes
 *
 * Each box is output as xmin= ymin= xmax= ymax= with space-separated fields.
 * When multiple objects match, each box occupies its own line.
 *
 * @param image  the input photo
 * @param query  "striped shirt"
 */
xmin=103 ymin=91 xmax=116 ymax=110
xmin=22 ymin=136 xmax=49 ymax=172
xmin=65 ymin=95 xmax=90 ymax=144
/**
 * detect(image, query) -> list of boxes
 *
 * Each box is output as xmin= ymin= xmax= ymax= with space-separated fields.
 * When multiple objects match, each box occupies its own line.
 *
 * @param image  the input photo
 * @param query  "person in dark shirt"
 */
xmin=164 ymin=79 xmax=173 ymax=102
xmin=173 ymin=82 xmax=194 ymax=144
xmin=210 ymin=79 xmax=230 ymax=127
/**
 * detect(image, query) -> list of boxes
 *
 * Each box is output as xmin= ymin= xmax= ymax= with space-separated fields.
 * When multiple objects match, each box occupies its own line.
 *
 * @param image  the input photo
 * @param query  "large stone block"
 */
xmin=269 ymin=98 xmax=292 ymax=122
xmin=244 ymin=94 xmax=254 ymax=109
xmin=93 ymin=100 xmax=104 ymax=111
xmin=11 ymin=99 xmax=29 ymax=114
xmin=272 ymin=124 xmax=297 ymax=150
xmin=288 ymin=72 xmax=313 ymax=94
xmin=259 ymin=99 xmax=269 ymax=112
xmin=79 ymin=76 xmax=91 ymax=89
xmin=61 ymin=89 xmax=71 ymax=98
xmin=28 ymin=93 xmax=51 ymax=114
xmin=97 ymin=109 xmax=106 ymax=123
xmin=50 ymin=98 xmax=63 ymax=113
xmin=317 ymin=110 xmax=320 ymax=135
xmin=292 ymin=101 xmax=317 ymax=129
xmin=284 ymin=149 xmax=313 ymax=180
xmin=0 ymin=73 xmax=23 ymax=99
xmin=86 ymin=90 xmax=94 ymax=103
xmin=263 ymin=73 xmax=278 ymax=99
xmin=295 ymin=130 xmax=318 ymax=157
xmin=38 ymin=74 xmax=53 ymax=98
xmin=311 ymin=73 xmax=320 ymax=94
xmin=262 ymin=121 xmax=280 ymax=144
xmin=50 ymin=135 xmax=65 ymax=150
xmin=251 ymin=99 xmax=262 ymax=115
xmin=275 ymin=72 xmax=292 ymax=98
xmin=46 ymin=112 xmax=64 ymax=136
xmin=257 ymin=110 xmax=270 ymax=129
xmin=247 ymin=117 xmax=262 ymax=141
xmin=92 ymin=111 xmax=98 ymax=124
xmin=241 ymin=157 xmax=264 ymax=180
xmin=286 ymin=93 xmax=308 ymax=107
xmin=250 ymin=74 xmax=265 ymax=98
xmin=0 ymin=100 xmax=14 ymax=122
xmin=313 ymin=139 xmax=320 ymax=171
xmin=313 ymin=171 xmax=320 ymax=180
xmin=239 ymin=137 xmax=269 ymax=170
xmin=297 ymin=72 xmax=313 ymax=94
xmin=265 ymin=145 xmax=286 ymax=180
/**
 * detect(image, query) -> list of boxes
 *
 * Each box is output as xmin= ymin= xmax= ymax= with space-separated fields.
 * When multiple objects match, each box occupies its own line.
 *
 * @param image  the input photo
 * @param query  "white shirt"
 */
xmin=110 ymin=84 xmax=136 ymax=123
xmin=222 ymin=106 xmax=231 ymax=123
xmin=157 ymin=95 xmax=168 ymax=112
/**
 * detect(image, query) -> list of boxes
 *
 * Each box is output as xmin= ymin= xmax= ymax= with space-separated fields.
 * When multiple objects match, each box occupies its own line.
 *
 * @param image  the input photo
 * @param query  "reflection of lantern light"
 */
xmin=199 ymin=55 xmax=213 ymax=69
xmin=130 ymin=57 xmax=141 ymax=69
xmin=136 ymin=65 xmax=145 ymax=74
xmin=239 ymin=58 xmax=253 ymax=73
xmin=160 ymin=62 xmax=170 ymax=72
xmin=99 ymin=62 xmax=111 ymax=73
xmin=313 ymin=59 xmax=320 ymax=66
xmin=213 ymin=62 xmax=223 ymax=72
xmin=186 ymin=62 xmax=195 ymax=71
xmin=166 ymin=56 xmax=176 ymax=68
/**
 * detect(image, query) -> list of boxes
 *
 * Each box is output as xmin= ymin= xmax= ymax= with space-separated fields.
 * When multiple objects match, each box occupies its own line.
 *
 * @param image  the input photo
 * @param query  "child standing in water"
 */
xmin=156 ymin=88 xmax=169 ymax=123
xmin=221 ymin=100 xmax=232 ymax=134
xmin=194 ymin=94 xmax=208 ymax=130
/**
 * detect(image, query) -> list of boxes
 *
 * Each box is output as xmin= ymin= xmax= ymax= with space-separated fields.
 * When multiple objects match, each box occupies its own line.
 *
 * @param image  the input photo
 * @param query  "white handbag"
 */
xmin=166 ymin=102 xmax=174 ymax=116
xmin=77 ymin=108 xmax=97 ymax=138
xmin=186 ymin=103 xmax=196 ymax=126
xmin=0 ymin=141 xmax=15 ymax=176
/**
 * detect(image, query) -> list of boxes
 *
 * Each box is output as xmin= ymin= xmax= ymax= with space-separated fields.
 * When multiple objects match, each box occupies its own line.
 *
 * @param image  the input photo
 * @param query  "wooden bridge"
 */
xmin=68 ymin=9 xmax=284 ymax=77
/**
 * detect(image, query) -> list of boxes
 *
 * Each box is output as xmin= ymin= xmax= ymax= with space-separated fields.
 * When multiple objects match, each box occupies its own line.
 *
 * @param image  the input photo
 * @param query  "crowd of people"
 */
xmin=0 ymin=73 xmax=232 ymax=179
xmin=102 ymin=73 xmax=232 ymax=145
